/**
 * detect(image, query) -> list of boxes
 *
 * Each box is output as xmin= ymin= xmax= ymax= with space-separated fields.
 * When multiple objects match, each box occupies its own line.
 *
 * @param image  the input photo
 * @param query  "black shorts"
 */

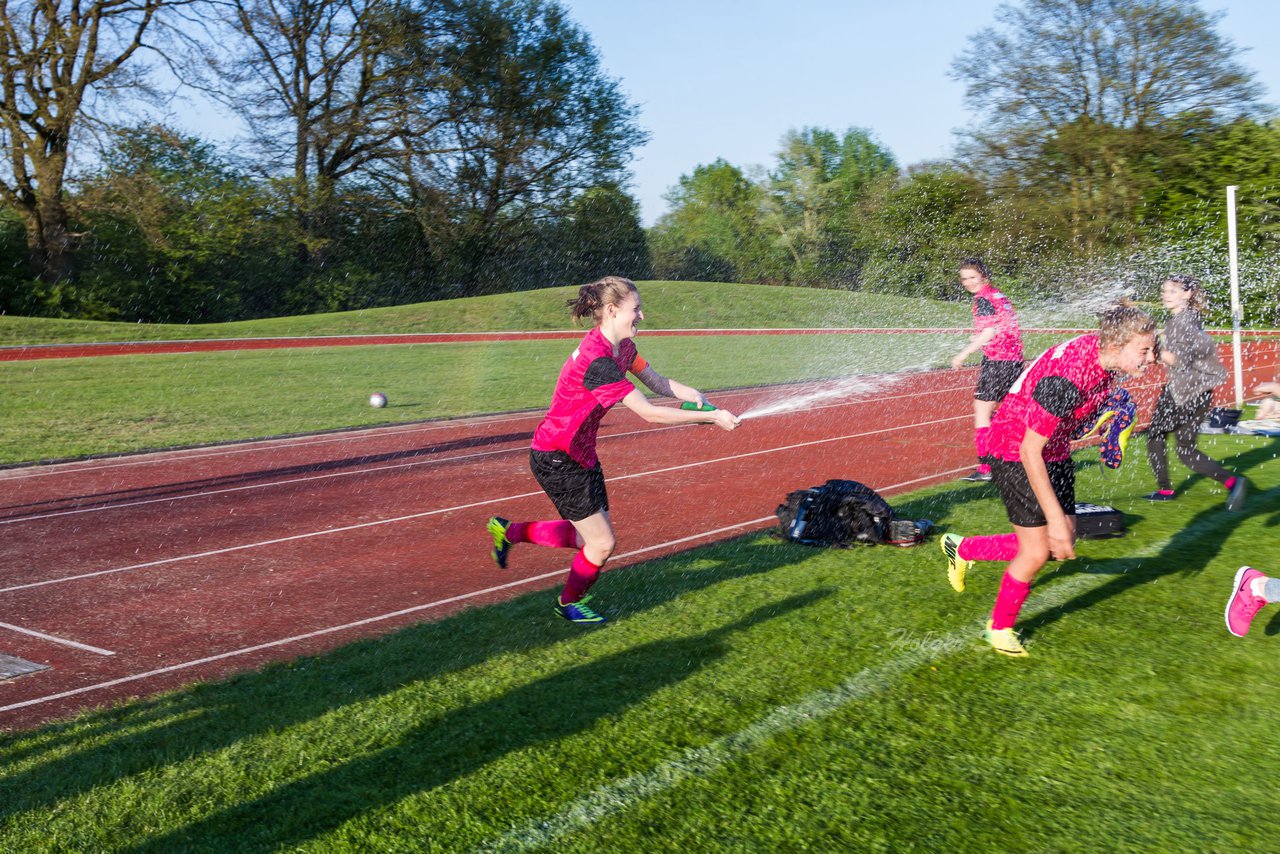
xmin=530 ymin=449 xmax=608 ymax=522
xmin=975 ymin=357 xmax=1024 ymax=402
xmin=1148 ymin=387 xmax=1213 ymax=435
xmin=990 ymin=458 xmax=1076 ymax=528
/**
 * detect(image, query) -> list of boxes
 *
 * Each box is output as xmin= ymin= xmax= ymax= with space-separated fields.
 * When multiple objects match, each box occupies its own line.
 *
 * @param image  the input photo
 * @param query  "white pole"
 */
xmin=1227 ymin=185 xmax=1244 ymax=407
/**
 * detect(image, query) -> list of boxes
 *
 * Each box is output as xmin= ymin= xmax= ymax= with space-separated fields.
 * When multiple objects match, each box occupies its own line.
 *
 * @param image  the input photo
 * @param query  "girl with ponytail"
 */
xmin=486 ymin=277 xmax=740 ymax=624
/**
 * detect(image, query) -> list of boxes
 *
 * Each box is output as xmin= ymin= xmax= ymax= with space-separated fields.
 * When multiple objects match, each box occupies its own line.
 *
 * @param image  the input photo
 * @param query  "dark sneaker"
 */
xmin=487 ymin=516 xmax=512 ymax=568
xmin=555 ymin=594 xmax=607 ymax=624
xmin=1226 ymin=566 xmax=1266 ymax=637
xmin=961 ymin=469 xmax=993 ymax=483
xmin=1144 ymin=490 xmax=1176 ymax=502
xmin=1226 ymin=477 xmax=1247 ymax=512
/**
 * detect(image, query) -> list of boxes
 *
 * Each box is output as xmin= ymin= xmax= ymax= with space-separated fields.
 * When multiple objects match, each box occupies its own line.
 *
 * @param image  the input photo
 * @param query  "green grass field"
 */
xmin=0 ymin=279 xmax=1093 ymax=464
xmin=3 ymin=284 xmax=1279 ymax=849
xmin=1 ymin=441 xmax=1278 ymax=851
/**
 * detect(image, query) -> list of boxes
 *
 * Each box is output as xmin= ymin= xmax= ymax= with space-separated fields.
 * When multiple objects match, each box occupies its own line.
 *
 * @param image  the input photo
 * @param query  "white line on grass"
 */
xmin=0 ymin=621 xmax=114 ymax=656
xmin=473 ymin=520 xmax=1207 ymax=854
xmin=0 ymin=415 xmax=971 ymax=593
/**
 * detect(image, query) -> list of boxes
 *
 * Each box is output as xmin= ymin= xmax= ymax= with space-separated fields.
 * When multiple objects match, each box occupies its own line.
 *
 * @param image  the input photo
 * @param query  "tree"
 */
xmin=952 ymin=0 xmax=1262 ymax=251
xmin=195 ymin=0 xmax=442 ymax=270
xmin=861 ymin=164 xmax=995 ymax=299
xmin=760 ymin=126 xmax=896 ymax=285
xmin=392 ymin=0 xmax=646 ymax=293
xmin=72 ymin=124 xmax=295 ymax=321
xmin=0 ymin=0 xmax=185 ymax=284
xmin=1142 ymin=117 xmax=1280 ymax=249
xmin=649 ymin=159 xmax=780 ymax=284
xmin=557 ymin=184 xmax=649 ymax=285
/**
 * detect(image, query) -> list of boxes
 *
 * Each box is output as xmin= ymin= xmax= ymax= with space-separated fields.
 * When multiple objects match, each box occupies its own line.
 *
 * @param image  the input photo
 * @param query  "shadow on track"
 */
xmin=0 ymin=431 xmax=534 ymax=521
xmin=0 ymin=531 xmax=826 ymax=836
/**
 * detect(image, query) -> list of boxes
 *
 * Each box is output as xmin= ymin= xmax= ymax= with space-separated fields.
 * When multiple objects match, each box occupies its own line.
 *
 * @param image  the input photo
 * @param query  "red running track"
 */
xmin=0 ymin=345 xmax=1274 ymax=731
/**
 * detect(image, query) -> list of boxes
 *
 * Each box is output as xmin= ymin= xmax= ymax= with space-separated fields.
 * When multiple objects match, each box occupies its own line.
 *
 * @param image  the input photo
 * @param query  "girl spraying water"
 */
xmin=950 ymin=258 xmax=1024 ymax=482
xmin=486 ymin=276 xmax=740 ymax=624
xmin=940 ymin=304 xmax=1157 ymax=656
xmin=1144 ymin=274 xmax=1245 ymax=510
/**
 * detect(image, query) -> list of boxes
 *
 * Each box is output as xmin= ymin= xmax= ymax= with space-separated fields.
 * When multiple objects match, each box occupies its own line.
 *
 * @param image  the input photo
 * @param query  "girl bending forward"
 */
xmin=941 ymin=305 xmax=1157 ymax=656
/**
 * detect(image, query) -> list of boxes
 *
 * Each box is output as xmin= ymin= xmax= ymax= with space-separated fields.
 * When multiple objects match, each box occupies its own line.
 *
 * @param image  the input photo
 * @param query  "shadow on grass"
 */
xmin=1022 ymin=441 xmax=1280 ymax=641
xmin=131 ymin=588 xmax=833 ymax=852
xmin=0 ymin=533 xmax=821 ymax=829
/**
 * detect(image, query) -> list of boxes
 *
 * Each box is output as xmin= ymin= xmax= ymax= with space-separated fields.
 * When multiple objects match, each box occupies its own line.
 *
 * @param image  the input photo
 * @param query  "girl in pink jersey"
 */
xmin=486 ymin=276 xmax=739 ymax=624
xmin=940 ymin=305 xmax=1156 ymax=656
xmin=950 ymin=258 xmax=1024 ymax=482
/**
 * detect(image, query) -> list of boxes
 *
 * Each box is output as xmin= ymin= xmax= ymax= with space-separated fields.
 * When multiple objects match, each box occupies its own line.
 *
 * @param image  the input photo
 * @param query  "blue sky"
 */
xmin=556 ymin=0 xmax=1280 ymax=225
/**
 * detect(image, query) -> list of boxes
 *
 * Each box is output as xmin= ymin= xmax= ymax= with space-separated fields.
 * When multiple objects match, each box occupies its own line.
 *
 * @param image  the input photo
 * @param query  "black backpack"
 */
xmin=775 ymin=479 xmax=929 ymax=547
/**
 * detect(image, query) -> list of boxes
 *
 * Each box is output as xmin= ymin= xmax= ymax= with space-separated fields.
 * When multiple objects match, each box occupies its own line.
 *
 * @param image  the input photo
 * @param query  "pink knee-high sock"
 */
xmin=990 ymin=571 xmax=1032 ymax=630
xmin=957 ymin=533 xmax=1019 ymax=562
xmin=507 ymin=520 xmax=577 ymax=549
xmin=561 ymin=549 xmax=602 ymax=604
xmin=975 ymin=426 xmax=991 ymax=458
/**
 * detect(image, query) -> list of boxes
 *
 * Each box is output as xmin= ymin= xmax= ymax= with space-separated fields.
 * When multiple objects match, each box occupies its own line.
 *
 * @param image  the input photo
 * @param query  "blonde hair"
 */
xmin=1098 ymin=301 xmax=1156 ymax=350
xmin=567 ymin=276 xmax=638 ymax=325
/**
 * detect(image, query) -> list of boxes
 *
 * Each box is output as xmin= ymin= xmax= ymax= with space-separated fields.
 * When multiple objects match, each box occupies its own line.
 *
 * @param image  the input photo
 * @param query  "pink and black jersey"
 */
xmin=531 ymin=328 xmax=648 ymax=468
xmin=985 ymin=335 xmax=1118 ymax=463
xmin=973 ymin=284 xmax=1023 ymax=362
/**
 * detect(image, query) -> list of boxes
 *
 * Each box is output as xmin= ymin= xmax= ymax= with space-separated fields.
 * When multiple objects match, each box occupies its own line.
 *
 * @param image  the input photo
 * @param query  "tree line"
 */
xmin=652 ymin=0 xmax=1280 ymax=325
xmin=1 ymin=0 xmax=1277 ymax=325
xmin=0 ymin=0 xmax=650 ymax=322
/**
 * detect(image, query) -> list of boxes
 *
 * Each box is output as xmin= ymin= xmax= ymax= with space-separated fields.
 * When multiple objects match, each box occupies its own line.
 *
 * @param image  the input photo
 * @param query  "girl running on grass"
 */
xmin=940 ymin=304 xmax=1157 ymax=656
xmin=1144 ymin=274 xmax=1245 ymax=509
xmin=950 ymin=257 xmax=1024 ymax=483
xmin=486 ymin=276 xmax=740 ymax=624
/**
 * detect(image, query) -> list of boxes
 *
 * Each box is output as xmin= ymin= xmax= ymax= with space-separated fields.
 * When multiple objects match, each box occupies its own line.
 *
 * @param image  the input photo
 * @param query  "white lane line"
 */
xmin=0 ymin=380 xmax=977 ymax=525
xmin=0 ymin=466 xmax=972 ymax=715
xmin=0 ymin=412 xmax=544 ymax=482
xmin=473 ymin=573 xmax=1100 ymax=854
xmin=0 ymin=415 xmax=971 ymax=594
xmin=0 ymin=622 xmax=114 ymax=656
xmin=0 ymin=518 xmax=772 ymax=714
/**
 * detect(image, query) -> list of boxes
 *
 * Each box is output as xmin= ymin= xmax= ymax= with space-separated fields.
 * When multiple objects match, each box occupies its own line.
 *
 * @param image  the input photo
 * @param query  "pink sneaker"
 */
xmin=1225 ymin=566 xmax=1267 ymax=637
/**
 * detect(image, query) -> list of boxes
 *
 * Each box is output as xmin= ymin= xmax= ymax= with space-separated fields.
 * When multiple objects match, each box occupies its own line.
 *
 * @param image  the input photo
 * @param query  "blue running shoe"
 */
xmin=555 ymin=594 xmax=607 ymax=624
xmin=487 ymin=516 xmax=512 ymax=568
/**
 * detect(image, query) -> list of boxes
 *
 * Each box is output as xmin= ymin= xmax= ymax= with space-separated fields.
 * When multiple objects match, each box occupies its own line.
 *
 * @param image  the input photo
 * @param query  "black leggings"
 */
xmin=1146 ymin=388 xmax=1231 ymax=490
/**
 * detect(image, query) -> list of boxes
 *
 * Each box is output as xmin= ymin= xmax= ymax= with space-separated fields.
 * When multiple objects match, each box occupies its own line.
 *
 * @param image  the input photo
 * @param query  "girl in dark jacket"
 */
xmin=1145 ymin=274 xmax=1245 ymax=510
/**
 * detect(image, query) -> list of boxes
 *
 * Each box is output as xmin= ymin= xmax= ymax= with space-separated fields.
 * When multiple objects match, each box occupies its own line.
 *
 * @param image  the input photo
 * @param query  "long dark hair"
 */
xmin=959 ymin=256 xmax=992 ymax=281
xmin=1166 ymin=273 xmax=1208 ymax=312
